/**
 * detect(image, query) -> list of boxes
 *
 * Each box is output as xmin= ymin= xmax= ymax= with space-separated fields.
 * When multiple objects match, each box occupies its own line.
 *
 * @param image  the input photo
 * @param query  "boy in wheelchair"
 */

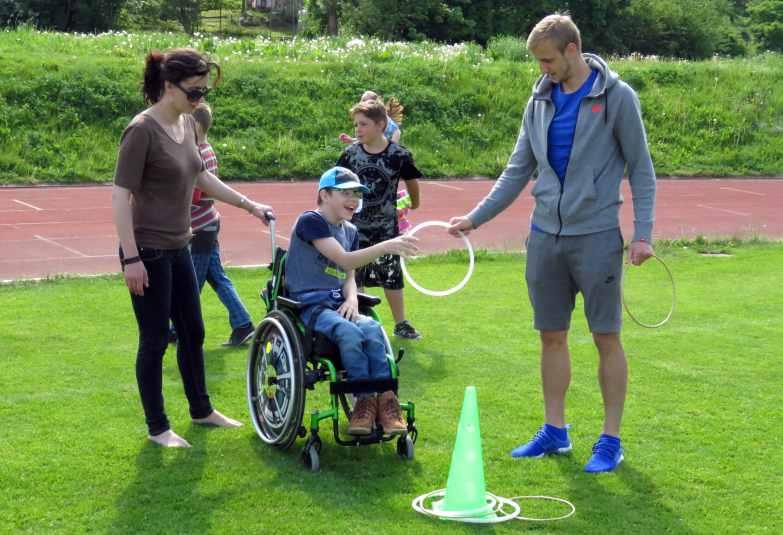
xmin=285 ymin=166 xmax=418 ymax=436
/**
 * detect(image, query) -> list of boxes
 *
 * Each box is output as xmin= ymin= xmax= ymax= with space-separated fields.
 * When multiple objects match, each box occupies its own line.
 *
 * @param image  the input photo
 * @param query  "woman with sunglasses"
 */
xmin=112 ymin=48 xmax=273 ymax=448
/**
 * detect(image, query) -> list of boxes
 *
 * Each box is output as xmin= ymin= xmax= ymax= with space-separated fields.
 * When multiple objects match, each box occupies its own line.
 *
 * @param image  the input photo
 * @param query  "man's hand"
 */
xmin=448 ymin=216 xmax=474 ymax=237
xmin=383 ymin=235 xmax=419 ymax=258
xmin=337 ymin=295 xmax=359 ymax=321
xmin=124 ymin=261 xmax=149 ymax=296
xmin=629 ymin=240 xmax=654 ymax=266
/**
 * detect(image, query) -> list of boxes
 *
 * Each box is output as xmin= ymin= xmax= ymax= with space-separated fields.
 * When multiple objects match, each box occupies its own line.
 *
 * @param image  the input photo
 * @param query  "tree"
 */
xmin=0 ymin=0 xmax=37 ymax=26
xmin=162 ymin=0 xmax=200 ymax=34
xmin=9 ymin=0 xmax=126 ymax=31
xmin=748 ymin=0 xmax=783 ymax=50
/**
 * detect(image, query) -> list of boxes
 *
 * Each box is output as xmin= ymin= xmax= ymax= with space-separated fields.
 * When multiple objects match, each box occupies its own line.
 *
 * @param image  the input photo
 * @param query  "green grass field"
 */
xmin=1 ymin=244 xmax=781 ymax=533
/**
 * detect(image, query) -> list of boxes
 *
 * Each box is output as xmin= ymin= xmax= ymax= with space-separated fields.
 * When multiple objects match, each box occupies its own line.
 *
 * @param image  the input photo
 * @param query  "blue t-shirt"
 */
xmin=547 ymin=69 xmax=599 ymax=186
xmin=285 ymin=210 xmax=359 ymax=297
xmin=385 ymin=117 xmax=399 ymax=139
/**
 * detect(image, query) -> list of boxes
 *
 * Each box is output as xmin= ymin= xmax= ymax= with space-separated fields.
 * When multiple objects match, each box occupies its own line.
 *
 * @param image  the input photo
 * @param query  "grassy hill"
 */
xmin=0 ymin=28 xmax=781 ymax=184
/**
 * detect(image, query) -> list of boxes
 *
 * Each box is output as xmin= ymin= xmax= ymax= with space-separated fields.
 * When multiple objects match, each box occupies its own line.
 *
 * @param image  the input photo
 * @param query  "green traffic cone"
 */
xmin=433 ymin=386 xmax=496 ymax=519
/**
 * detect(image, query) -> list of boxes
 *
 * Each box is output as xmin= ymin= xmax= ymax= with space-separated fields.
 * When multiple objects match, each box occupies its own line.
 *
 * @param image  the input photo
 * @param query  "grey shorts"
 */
xmin=525 ymin=228 xmax=624 ymax=333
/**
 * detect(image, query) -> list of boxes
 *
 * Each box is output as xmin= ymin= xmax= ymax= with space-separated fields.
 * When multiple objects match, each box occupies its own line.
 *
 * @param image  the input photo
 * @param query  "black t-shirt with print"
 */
xmin=336 ymin=141 xmax=422 ymax=245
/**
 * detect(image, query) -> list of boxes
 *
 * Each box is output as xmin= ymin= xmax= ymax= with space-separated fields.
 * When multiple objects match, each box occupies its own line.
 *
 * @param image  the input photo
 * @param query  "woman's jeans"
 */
xmin=123 ymin=246 xmax=213 ymax=435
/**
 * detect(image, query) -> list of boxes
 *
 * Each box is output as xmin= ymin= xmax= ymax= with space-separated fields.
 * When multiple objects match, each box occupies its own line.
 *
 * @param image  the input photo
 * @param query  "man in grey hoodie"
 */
xmin=449 ymin=14 xmax=656 ymax=473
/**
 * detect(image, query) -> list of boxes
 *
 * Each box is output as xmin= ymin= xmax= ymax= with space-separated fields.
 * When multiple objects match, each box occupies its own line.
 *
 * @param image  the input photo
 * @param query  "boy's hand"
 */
xmin=383 ymin=235 xmax=419 ymax=258
xmin=337 ymin=295 xmax=359 ymax=321
xmin=448 ymin=216 xmax=474 ymax=237
xmin=339 ymin=133 xmax=355 ymax=144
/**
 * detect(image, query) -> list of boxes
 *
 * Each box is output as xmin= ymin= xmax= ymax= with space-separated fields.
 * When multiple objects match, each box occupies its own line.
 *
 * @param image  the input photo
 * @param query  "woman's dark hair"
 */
xmin=143 ymin=48 xmax=221 ymax=104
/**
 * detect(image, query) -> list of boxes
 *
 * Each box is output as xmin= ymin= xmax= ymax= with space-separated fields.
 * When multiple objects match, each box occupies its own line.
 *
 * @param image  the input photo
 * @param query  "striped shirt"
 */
xmin=191 ymin=142 xmax=221 ymax=232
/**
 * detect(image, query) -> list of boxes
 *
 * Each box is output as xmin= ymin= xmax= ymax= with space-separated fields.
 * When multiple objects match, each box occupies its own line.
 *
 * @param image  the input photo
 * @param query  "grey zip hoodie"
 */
xmin=468 ymin=53 xmax=656 ymax=242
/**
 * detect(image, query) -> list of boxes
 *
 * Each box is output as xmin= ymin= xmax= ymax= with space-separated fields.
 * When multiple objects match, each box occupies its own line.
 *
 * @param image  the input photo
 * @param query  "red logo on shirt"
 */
xmin=592 ymin=103 xmax=603 ymax=113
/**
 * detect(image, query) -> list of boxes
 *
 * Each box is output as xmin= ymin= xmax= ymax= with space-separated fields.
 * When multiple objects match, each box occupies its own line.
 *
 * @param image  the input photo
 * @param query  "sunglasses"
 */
xmin=173 ymin=82 xmax=210 ymax=102
xmin=334 ymin=189 xmax=364 ymax=199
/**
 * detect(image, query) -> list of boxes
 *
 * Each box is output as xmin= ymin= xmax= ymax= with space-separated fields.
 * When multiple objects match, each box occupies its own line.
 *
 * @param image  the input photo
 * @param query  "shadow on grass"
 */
xmin=110 ymin=425 xmax=229 ymax=533
xmin=393 ymin=340 xmax=448 ymax=397
xmin=246 ymin=421 xmax=424 ymax=516
xmin=553 ymin=456 xmax=694 ymax=533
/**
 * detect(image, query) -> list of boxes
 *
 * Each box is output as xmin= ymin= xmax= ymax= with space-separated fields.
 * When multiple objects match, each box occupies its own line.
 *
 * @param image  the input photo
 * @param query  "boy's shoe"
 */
xmin=377 ymin=390 xmax=407 ymax=436
xmin=584 ymin=434 xmax=624 ymax=473
xmin=348 ymin=396 xmax=377 ymax=436
xmin=394 ymin=320 xmax=421 ymax=340
xmin=510 ymin=424 xmax=572 ymax=458
xmin=223 ymin=323 xmax=255 ymax=347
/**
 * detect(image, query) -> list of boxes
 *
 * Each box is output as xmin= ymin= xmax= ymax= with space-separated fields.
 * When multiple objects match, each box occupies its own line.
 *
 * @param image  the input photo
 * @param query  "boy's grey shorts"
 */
xmin=525 ymin=228 xmax=624 ymax=333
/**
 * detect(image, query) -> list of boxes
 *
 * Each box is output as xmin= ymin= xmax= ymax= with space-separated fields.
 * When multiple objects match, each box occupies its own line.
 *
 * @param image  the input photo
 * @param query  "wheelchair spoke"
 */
xmin=271 ymin=393 xmax=284 ymax=420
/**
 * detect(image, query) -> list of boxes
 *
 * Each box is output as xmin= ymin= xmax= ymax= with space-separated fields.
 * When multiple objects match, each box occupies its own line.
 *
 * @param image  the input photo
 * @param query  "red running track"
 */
xmin=1 ymin=178 xmax=781 ymax=281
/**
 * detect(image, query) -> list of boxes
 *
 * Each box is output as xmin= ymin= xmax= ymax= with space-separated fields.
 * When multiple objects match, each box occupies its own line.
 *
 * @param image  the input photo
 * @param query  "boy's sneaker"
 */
xmin=394 ymin=320 xmax=421 ymax=340
xmin=377 ymin=390 xmax=407 ymax=436
xmin=348 ymin=396 xmax=377 ymax=436
xmin=584 ymin=434 xmax=624 ymax=473
xmin=223 ymin=323 xmax=255 ymax=347
xmin=510 ymin=424 xmax=572 ymax=458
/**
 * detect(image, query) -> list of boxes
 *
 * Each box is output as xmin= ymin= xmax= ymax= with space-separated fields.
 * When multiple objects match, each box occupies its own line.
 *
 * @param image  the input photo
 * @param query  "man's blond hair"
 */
xmin=527 ymin=13 xmax=582 ymax=53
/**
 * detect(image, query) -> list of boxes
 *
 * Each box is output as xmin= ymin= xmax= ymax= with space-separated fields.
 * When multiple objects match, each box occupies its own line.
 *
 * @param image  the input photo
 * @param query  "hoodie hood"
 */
xmin=532 ymin=53 xmax=619 ymax=100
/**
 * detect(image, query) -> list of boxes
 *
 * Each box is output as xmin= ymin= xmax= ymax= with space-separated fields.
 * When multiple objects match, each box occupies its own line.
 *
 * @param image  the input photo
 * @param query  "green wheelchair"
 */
xmin=246 ymin=217 xmax=418 ymax=471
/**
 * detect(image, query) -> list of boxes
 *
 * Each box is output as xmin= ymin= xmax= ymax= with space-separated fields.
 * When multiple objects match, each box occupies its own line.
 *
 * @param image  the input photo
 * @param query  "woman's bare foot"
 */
xmin=148 ymin=430 xmax=191 ymax=448
xmin=192 ymin=410 xmax=243 ymax=428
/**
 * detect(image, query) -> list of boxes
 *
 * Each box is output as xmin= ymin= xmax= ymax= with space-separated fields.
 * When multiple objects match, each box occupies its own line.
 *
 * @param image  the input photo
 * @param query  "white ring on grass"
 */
xmin=400 ymin=221 xmax=475 ymax=297
xmin=411 ymin=489 xmax=520 ymax=524
xmin=508 ymin=495 xmax=576 ymax=522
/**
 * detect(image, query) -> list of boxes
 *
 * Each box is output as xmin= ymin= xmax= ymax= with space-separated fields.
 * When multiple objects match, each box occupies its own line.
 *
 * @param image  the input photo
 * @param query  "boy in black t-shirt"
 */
xmin=337 ymin=100 xmax=423 ymax=339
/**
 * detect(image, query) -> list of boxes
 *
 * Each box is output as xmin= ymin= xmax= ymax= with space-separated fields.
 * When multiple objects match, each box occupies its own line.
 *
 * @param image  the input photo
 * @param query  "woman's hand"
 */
xmin=337 ymin=295 xmax=359 ymax=321
xmin=124 ymin=261 xmax=149 ymax=296
xmin=246 ymin=201 xmax=274 ymax=225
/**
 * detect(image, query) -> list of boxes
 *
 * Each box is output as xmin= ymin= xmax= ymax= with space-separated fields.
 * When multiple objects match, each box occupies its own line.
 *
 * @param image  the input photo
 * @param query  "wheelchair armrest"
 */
xmin=277 ymin=296 xmax=305 ymax=311
xmin=357 ymin=293 xmax=382 ymax=308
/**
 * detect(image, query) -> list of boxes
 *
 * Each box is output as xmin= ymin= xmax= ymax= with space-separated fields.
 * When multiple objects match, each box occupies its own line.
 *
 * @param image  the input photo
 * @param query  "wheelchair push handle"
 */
xmin=265 ymin=212 xmax=277 ymax=260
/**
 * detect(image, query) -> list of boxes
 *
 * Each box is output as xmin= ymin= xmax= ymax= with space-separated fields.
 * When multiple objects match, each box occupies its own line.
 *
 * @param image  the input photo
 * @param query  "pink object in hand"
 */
xmin=397 ymin=190 xmax=412 ymax=233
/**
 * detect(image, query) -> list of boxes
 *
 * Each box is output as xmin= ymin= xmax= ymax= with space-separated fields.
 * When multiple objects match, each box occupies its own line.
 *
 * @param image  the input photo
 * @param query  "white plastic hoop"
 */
xmin=412 ymin=489 xmax=521 ymax=524
xmin=622 ymin=254 xmax=676 ymax=329
xmin=399 ymin=221 xmax=475 ymax=297
xmin=508 ymin=495 xmax=577 ymax=522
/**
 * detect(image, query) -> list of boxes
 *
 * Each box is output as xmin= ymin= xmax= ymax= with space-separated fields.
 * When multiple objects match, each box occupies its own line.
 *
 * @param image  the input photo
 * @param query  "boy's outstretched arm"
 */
xmin=312 ymin=235 xmax=418 ymax=272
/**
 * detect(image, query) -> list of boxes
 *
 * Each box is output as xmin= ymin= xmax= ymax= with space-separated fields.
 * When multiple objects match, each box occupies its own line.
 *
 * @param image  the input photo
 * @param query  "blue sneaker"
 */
xmin=584 ymin=434 xmax=624 ymax=473
xmin=510 ymin=424 xmax=572 ymax=458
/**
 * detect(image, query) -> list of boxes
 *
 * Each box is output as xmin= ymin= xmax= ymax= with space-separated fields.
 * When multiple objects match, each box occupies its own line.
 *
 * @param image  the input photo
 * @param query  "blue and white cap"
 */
xmin=318 ymin=166 xmax=369 ymax=193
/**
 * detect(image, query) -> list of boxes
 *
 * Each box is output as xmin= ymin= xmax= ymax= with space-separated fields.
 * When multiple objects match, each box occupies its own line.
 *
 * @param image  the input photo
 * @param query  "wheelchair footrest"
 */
xmin=329 ymin=378 xmax=398 ymax=395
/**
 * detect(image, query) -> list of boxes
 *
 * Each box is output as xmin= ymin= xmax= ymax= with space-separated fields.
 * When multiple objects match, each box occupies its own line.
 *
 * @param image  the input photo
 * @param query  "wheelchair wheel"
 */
xmin=247 ymin=311 xmax=306 ymax=449
xmin=302 ymin=435 xmax=322 ymax=472
xmin=397 ymin=433 xmax=414 ymax=460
